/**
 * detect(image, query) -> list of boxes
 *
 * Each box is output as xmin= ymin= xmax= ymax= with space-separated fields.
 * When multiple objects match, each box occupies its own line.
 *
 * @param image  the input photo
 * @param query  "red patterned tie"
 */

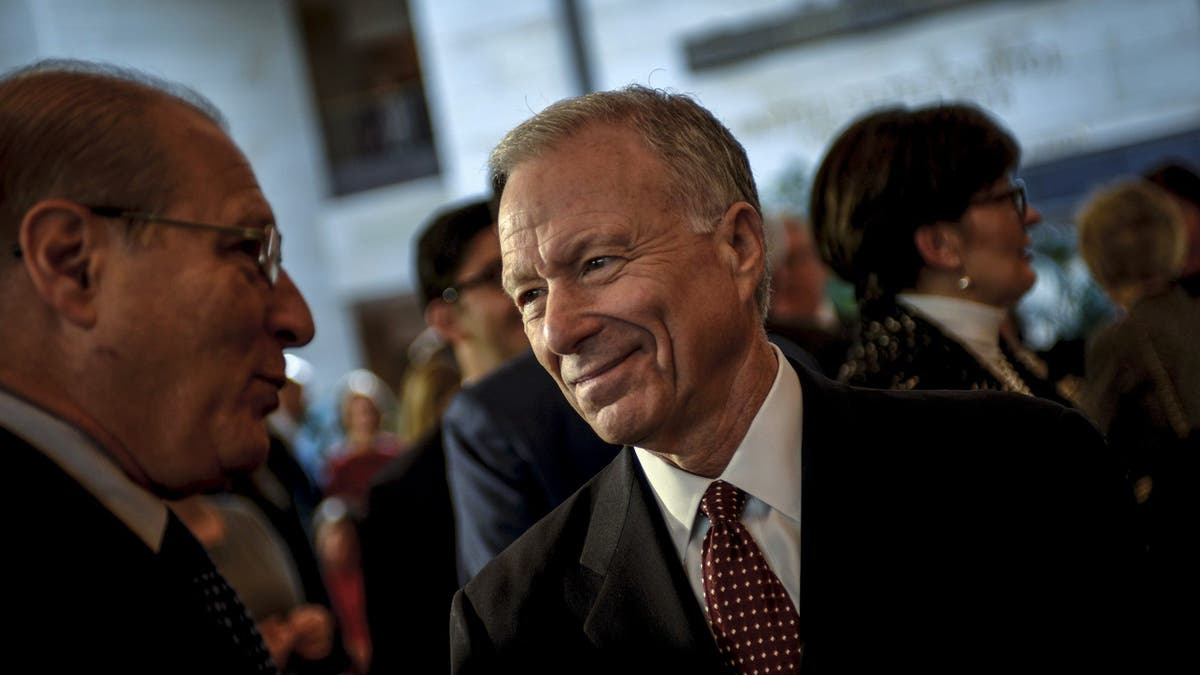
xmin=701 ymin=480 xmax=801 ymax=673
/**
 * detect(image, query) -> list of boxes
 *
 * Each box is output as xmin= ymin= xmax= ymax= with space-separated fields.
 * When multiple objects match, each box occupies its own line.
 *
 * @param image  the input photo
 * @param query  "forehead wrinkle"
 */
xmin=499 ymin=208 xmax=536 ymax=290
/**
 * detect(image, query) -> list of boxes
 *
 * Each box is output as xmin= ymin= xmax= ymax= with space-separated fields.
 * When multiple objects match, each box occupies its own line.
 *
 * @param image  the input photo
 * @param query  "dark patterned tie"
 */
xmin=701 ymin=480 xmax=801 ymax=673
xmin=160 ymin=510 xmax=278 ymax=674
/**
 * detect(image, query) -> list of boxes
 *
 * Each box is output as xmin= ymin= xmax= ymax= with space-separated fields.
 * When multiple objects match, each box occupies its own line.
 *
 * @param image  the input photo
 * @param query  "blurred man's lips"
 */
xmin=252 ymin=375 xmax=284 ymax=414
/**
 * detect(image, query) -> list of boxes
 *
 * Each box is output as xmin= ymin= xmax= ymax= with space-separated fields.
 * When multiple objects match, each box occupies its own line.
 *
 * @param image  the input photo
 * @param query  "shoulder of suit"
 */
xmin=457 ymin=351 xmax=558 ymax=405
xmin=463 ymin=449 xmax=629 ymax=594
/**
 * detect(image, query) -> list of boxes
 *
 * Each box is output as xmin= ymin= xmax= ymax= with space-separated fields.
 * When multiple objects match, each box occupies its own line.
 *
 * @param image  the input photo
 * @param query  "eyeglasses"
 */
xmin=441 ymin=260 xmax=503 ymax=303
xmin=968 ymin=178 xmax=1027 ymax=220
xmin=11 ymin=205 xmax=282 ymax=287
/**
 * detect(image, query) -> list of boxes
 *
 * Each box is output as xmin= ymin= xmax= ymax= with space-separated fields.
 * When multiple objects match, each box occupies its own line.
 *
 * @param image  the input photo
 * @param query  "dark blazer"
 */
xmin=6 ymin=426 xmax=275 ymax=674
xmin=841 ymin=296 xmax=1077 ymax=407
xmin=361 ymin=428 xmax=459 ymax=675
xmin=1084 ymin=276 xmax=1200 ymax=486
xmin=1084 ymin=275 xmax=1200 ymax=667
xmin=443 ymin=350 xmax=621 ymax=583
xmin=450 ymin=360 xmax=1138 ymax=673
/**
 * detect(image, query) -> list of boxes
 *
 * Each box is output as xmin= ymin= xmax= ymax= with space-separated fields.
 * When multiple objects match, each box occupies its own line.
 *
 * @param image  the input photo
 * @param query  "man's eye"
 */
xmin=516 ymin=288 xmax=545 ymax=308
xmin=584 ymin=257 xmax=612 ymax=273
xmin=235 ymin=239 xmax=263 ymax=258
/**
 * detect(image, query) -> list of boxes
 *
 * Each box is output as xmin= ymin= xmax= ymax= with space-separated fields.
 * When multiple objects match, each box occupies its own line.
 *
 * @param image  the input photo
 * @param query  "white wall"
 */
xmin=414 ymin=0 xmax=1200 ymax=209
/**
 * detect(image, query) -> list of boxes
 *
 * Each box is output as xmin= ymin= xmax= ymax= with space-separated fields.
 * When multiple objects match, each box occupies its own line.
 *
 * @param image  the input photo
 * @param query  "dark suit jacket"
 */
xmin=1083 ymin=275 xmax=1200 ymax=667
xmin=443 ymin=350 xmax=622 ymax=583
xmin=361 ymin=428 xmax=459 ymax=674
xmin=6 ymin=426 xmax=276 ymax=674
xmin=842 ymin=296 xmax=1076 ymax=407
xmin=450 ymin=360 xmax=1138 ymax=673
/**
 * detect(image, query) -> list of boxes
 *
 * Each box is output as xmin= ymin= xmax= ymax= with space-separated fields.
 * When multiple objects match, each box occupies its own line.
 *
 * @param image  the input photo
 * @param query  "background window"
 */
xmin=297 ymin=0 xmax=439 ymax=195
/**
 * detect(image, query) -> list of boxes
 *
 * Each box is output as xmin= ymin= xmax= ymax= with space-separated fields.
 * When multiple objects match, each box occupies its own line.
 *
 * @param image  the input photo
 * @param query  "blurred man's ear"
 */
xmin=913 ymin=222 xmax=964 ymax=271
xmin=18 ymin=199 xmax=106 ymax=328
xmin=425 ymin=300 xmax=464 ymax=343
xmin=716 ymin=201 xmax=766 ymax=307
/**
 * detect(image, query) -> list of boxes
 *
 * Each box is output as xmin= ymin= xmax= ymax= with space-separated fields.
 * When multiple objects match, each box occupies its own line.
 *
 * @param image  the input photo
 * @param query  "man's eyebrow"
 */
xmin=501 ymin=265 xmax=534 ymax=294
xmin=240 ymin=212 xmax=276 ymax=229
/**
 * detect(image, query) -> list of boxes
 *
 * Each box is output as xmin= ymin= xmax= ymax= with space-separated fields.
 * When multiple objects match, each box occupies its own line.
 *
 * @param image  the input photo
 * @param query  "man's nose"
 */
xmin=268 ymin=269 xmax=316 ymax=347
xmin=540 ymin=283 xmax=601 ymax=356
xmin=1024 ymin=203 xmax=1043 ymax=229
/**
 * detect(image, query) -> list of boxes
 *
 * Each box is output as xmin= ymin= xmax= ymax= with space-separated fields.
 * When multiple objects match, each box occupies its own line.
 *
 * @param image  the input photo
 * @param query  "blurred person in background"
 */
xmin=313 ymin=497 xmax=370 ymax=673
xmin=419 ymin=199 xmax=529 ymax=386
xmin=1076 ymin=178 xmax=1199 ymax=670
xmin=395 ymin=343 xmax=460 ymax=446
xmin=172 ymin=492 xmax=340 ymax=674
xmin=764 ymin=212 xmax=850 ymax=376
xmin=316 ymin=369 xmax=401 ymax=673
xmin=362 ymin=197 xmax=521 ymax=673
xmin=811 ymin=102 xmax=1076 ymax=406
xmin=322 ymin=369 xmax=403 ymax=512
xmin=1144 ymin=160 xmax=1200 ymax=280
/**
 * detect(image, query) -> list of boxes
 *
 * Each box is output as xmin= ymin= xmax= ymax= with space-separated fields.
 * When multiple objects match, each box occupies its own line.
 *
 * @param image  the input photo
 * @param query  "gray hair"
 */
xmin=489 ymin=84 xmax=771 ymax=314
xmin=0 ymin=59 xmax=227 ymax=250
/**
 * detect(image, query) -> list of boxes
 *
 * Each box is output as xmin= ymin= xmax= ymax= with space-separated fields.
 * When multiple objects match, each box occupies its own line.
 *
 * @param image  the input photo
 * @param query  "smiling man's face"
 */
xmin=498 ymin=123 xmax=749 ymax=454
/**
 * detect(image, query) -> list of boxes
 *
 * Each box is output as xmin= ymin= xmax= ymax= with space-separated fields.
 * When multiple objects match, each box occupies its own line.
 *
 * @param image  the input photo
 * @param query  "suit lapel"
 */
xmin=571 ymin=361 xmax=852 ymax=660
xmin=578 ymin=450 xmax=718 ymax=656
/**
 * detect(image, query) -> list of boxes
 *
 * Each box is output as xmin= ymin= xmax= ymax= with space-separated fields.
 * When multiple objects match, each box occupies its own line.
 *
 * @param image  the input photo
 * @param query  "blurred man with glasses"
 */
xmin=1 ymin=60 xmax=314 ymax=673
xmin=363 ymin=197 xmax=530 ymax=673
xmin=419 ymin=198 xmax=529 ymax=385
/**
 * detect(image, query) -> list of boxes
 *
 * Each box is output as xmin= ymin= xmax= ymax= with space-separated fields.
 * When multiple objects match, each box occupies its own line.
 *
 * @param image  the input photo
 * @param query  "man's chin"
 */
xmin=234 ymin=437 xmax=273 ymax=474
xmin=586 ymin=405 xmax=646 ymax=447
xmin=210 ymin=434 xmax=273 ymax=488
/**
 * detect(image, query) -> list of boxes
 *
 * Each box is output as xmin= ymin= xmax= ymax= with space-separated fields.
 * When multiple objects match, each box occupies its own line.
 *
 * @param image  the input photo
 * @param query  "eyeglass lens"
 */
xmin=263 ymin=226 xmax=281 ymax=286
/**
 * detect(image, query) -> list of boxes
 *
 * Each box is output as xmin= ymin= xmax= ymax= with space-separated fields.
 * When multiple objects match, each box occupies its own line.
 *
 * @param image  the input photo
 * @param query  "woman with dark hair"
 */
xmin=810 ymin=102 xmax=1075 ymax=404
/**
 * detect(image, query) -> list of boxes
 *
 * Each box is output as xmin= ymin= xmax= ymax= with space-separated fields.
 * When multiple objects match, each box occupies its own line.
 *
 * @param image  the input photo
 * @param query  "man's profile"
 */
xmin=2 ymin=60 xmax=315 ymax=674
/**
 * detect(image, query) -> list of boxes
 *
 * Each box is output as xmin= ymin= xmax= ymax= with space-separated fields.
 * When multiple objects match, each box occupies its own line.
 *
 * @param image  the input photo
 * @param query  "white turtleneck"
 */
xmin=896 ymin=293 xmax=1007 ymax=369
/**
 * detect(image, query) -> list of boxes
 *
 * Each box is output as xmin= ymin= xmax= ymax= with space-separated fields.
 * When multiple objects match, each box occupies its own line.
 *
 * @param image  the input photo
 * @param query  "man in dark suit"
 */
xmin=449 ymin=85 xmax=1138 ymax=673
xmin=2 ymin=60 xmax=315 ymax=673
xmin=361 ymin=197 xmax=530 ymax=673
xmin=444 ymin=349 xmax=622 ymax=583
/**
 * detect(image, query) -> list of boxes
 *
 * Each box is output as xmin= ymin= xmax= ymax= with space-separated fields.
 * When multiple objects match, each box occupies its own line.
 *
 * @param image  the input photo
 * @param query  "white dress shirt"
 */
xmin=0 ymin=386 xmax=168 ymax=551
xmin=634 ymin=343 xmax=802 ymax=614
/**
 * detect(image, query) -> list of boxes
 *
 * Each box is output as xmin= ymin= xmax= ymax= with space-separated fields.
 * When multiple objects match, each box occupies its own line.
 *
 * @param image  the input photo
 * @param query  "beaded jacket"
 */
xmin=838 ymin=296 xmax=1077 ymax=408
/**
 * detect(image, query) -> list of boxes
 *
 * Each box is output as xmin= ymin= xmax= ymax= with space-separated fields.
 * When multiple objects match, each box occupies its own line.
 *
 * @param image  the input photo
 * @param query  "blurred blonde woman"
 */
xmin=1077 ymin=179 xmax=1198 ymax=554
xmin=396 ymin=345 xmax=461 ymax=445
xmin=1078 ymin=178 xmax=1199 ymax=668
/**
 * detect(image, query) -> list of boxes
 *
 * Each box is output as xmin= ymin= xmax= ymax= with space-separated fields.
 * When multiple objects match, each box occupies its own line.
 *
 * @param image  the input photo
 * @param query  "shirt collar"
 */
xmin=635 ymin=344 xmax=803 ymax=554
xmin=898 ymin=293 xmax=1006 ymax=363
xmin=0 ymin=385 xmax=168 ymax=551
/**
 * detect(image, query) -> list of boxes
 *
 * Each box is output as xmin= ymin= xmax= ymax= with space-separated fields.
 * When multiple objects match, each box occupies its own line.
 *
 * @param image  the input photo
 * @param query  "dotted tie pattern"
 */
xmin=701 ymin=480 xmax=801 ymax=673
xmin=161 ymin=511 xmax=278 ymax=674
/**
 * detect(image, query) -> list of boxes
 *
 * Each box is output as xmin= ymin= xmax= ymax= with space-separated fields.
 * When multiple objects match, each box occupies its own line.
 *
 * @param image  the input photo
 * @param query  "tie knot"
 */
xmin=700 ymin=480 xmax=746 ymax=524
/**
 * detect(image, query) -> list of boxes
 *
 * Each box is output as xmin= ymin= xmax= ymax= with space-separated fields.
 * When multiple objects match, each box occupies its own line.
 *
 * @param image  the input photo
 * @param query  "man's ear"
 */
xmin=424 ymin=300 xmax=463 ymax=343
xmin=715 ymin=201 xmax=766 ymax=306
xmin=913 ymin=222 xmax=963 ymax=271
xmin=18 ymin=199 xmax=106 ymax=328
